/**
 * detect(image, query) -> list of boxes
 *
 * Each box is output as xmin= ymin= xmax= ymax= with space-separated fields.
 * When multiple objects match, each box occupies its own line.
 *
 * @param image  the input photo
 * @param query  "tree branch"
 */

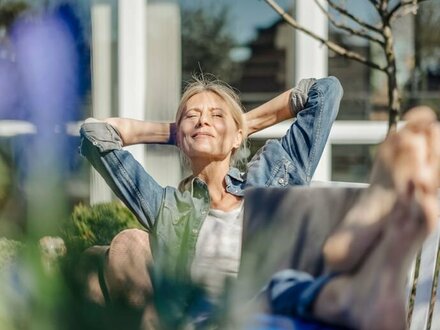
xmin=379 ymin=0 xmax=388 ymax=12
xmin=325 ymin=0 xmax=383 ymax=34
xmin=367 ymin=0 xmax=380 ymax=10
xmin=377 ymin=0 xmax=389 ymax=20
xmin=387 ymin=0 xmax=429 ymax=22
xmin=313 ymin=0 xmax=385 ymax=46
xmin=263 ymin=0 xmax=387 ymax=72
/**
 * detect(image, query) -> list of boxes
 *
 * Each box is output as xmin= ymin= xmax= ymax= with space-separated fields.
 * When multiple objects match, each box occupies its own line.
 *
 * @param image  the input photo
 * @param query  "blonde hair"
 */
xmin=176 ymin=75 xmax=248 ymax=167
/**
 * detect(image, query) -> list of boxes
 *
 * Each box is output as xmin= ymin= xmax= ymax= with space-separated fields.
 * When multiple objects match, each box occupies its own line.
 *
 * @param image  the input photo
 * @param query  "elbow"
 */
xmin=79 ymin=119 xmax=124 ymax=154
xmin=312 ymin=76 xmax=344 ymax=111
xmin=325 ymin=76 xmax=344 ymax=99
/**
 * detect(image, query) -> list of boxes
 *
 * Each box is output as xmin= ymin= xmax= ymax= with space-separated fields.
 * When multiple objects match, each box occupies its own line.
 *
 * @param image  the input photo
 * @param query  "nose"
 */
xmin=196 ymin=111 xmax=211 ymax=127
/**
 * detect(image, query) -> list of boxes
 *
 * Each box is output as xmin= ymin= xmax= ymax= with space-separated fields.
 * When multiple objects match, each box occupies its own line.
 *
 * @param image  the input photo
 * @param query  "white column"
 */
xmin=144 ymin=2 xmax=182 ymax=187
xmin=295 ymin=0 xmax=328 ymax=81
xmin=118 ymin=0 xmax=147 ymax=167
xmin=296 ymin=0 xmax=330 ymax=181
xmin=90 ymin=1 xmax=113 ymax=204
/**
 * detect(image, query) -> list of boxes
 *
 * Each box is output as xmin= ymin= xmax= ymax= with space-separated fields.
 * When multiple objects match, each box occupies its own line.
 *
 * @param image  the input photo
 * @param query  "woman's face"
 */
xmin=178 ymin=91 xmax=243 ymax=163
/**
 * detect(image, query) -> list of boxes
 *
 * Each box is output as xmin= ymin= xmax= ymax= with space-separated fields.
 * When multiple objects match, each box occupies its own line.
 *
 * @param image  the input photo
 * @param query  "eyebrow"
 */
xmin=185 ymin=107 xmax=225 ymax=112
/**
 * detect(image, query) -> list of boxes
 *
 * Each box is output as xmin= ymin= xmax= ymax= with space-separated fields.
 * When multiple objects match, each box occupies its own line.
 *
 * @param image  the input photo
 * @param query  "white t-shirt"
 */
xmin=190 ymin=202 xmax=244 ymax=297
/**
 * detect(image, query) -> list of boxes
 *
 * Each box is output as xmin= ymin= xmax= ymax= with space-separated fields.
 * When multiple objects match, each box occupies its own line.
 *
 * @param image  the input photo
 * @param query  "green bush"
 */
xmin=0 ymin=237 xmax=22 ymax=271
xmin=63 ymin=202 xmax=143 ymax=253
xmin=0 ymin=151 xmax=12 ymax=209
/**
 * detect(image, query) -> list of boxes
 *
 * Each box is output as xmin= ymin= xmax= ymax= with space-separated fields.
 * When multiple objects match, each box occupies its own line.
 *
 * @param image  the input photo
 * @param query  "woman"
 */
xmin=79 ymin=75 xmax=342 ymax=325
xmin=80 ymin=76 xmax=440 ymax=330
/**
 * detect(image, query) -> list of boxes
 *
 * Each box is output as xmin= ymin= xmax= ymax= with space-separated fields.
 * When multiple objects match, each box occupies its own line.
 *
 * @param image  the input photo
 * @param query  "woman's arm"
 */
xmin=104 ymin=118 xmax=176 ymax=146
xmin=244 ymin=90 xmax=292 ymax=137
xmin=244 ymin=78 xmax=316 ymax=136
xmin=79 ymin=119 xmax=166 ymax=230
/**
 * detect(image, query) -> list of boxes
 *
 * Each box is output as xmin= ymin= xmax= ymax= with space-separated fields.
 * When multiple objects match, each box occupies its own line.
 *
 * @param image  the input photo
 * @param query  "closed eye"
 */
xmin=184 ymin=112 xmax=198 ymax=119
xmin=211 ymin=109 xmax=224 ymax=117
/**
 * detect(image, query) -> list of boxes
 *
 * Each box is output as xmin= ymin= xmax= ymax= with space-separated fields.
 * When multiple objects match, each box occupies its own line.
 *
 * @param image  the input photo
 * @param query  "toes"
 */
xmin=418 ymin=192 xmax=439 ymax=233
xmin=388 ymin=107 xmax=440 ymax=194
xmin=427 ymin=123 xmax=440 ymax=176
xmin=404 ymin=106 xmax=437 ymax=128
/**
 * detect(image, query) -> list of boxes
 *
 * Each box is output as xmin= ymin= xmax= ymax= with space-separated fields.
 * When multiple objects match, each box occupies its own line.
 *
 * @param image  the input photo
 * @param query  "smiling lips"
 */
xmin=191 ymin=131 xmax=214 ymax=138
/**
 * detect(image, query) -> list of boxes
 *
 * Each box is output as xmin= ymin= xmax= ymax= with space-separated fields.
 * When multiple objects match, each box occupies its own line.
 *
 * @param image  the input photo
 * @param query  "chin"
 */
xmin=186 ymin=147 xmax=223 ymax=160
xmin=188 ymin=150 xmax=214 ymax=159
xmin=185 ymin=144 xmax=213 ymax=155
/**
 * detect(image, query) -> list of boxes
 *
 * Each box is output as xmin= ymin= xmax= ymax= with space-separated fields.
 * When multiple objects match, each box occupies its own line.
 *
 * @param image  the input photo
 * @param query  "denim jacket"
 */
xmin=79 ymin=77 xmax=342 ymax=279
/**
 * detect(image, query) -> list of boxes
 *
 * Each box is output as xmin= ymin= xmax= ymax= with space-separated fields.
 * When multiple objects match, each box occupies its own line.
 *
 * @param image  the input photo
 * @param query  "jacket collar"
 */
xmin=178 ymin=167 xmax=245 ymax=193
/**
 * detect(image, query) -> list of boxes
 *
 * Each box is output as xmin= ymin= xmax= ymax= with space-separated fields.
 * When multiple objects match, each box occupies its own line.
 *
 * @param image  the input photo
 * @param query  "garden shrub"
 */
xmin=0 ymin=237 xmax=22 ymax=270
xmin=0 ymin=150 xmax=12 ymax=210
xmin=63 ymin=202 xmax=143 ymax=253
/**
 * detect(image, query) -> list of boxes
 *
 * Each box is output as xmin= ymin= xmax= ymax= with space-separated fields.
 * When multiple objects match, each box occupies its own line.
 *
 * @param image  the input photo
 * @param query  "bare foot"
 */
xmin=323 ymin=106 xmax=440 ymax=272
xmin=314 ymin=181 xmax=438 ymax=330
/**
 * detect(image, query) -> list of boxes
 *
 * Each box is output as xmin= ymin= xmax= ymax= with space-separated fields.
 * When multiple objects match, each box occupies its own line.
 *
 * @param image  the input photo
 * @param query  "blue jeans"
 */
xmin=263 ymin=270 xmax=337 ymax=319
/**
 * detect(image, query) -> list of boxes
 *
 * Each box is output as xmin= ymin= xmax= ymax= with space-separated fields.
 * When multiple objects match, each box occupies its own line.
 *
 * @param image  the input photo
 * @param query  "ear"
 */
xmin=175 ymin=125 xmax=182 ymax=148
xmin=233 ymin=129 xmax=244 ymax=150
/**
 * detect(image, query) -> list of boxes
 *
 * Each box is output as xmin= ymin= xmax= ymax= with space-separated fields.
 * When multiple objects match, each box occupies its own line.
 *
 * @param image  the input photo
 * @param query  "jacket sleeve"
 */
xmin=79 ymin=119 xmax=164 ymax=231
xmin=280 ymin=76 xmax=342 ymax=183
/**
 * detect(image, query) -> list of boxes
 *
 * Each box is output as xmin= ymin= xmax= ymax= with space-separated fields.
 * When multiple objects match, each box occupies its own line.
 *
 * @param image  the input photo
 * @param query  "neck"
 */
xmin=191 ymin=158 xmax=230 ymax=187
xmin=192 ymin=158 xmax=231 ymax=197
xmin=191 ymin=158 xmax=242 ymax=211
